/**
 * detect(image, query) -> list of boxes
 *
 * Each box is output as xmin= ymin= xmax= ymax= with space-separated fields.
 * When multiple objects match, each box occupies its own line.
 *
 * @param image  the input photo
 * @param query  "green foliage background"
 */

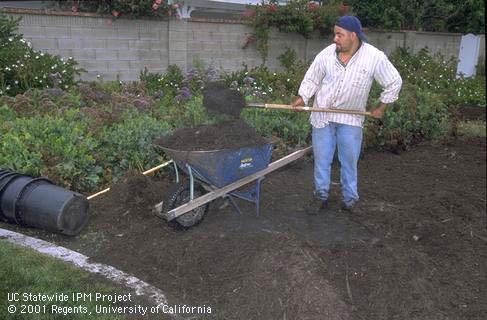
xmin=346 ymin=0 xmax=485 ymax=33
xmin=0 ymin=15 xmax=82 ymax=96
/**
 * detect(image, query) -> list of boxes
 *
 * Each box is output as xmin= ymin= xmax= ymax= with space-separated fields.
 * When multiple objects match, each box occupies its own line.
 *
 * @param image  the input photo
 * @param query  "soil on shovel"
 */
xmin=202 ymin=82 xmax=245 ymax=118
xmin=155 ymin=119 xmax=269 ymax=151
xmin=2 ymin=137 xmax=486 ymax=320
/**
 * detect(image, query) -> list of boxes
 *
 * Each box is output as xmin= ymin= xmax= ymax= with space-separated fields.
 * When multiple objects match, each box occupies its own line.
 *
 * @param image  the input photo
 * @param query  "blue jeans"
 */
xmin=312 ymin=122 xmax=363 ymax=206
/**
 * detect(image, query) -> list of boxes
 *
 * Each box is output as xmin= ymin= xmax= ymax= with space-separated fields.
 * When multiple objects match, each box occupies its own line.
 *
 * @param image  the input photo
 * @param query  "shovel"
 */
xmin=202 ymin=84 xmax=372 ymax=117
xmin=247 ymin=102 xmax=372 ymax=116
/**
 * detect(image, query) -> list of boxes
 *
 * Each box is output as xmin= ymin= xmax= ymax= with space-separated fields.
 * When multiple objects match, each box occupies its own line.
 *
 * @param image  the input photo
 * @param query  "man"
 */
xmin=292 ymin=16 xmax=402 ymax=214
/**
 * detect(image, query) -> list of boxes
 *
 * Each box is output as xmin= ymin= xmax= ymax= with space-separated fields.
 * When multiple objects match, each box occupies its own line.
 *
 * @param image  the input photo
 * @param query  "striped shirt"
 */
xmin=298 ymin=42 xmax=402 ymax=128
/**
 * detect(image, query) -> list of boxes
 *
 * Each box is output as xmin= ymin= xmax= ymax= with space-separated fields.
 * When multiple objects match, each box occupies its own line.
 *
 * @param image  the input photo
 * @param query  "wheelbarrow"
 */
xmin=154 ymin=144 xmax=311 ymax=229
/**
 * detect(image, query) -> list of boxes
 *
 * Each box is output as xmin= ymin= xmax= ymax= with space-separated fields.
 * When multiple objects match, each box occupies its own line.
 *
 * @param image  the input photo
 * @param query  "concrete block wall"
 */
xmin=185 ymin=20 xmax=259 ymax=71
xmin=368 ymin=31 xmax=407 ymax=56
xmin=6 ymin=11 xmax=485 ymax=81
xmin=12 ymin=13 xmax=169 ymax=81
xmin=266 ymin=27 xmax=309 ymax=69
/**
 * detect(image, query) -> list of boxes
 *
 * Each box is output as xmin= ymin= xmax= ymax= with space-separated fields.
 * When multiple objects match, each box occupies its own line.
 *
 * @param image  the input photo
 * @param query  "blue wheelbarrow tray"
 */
xmin=159 ymin=143 xmax=274 ymax=188
xmin=158 ymin=143 xmax=273 ymax=221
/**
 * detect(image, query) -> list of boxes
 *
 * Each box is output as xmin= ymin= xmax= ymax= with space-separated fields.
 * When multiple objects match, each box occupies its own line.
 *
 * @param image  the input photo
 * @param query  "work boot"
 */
xmin=306 ymin=197 xmax=328 ymax=215
xmin=341 ymin=200 xmax=361 ymax=214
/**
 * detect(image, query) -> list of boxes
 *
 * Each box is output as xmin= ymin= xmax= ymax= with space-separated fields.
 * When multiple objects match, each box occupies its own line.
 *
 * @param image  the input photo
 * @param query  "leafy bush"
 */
xmin=140 ymin=65 xmax=183 ymax=98
xmin=167 ymin=95 xmax=215 ymax=128
xmin=242 ymin=0 xmax=343 ymax=60
xmin=0 ymin=14 xmax=83 ymax=96
xmin=456 ymin=121 xmax=486 ymax=138
xmin=224 ymin=65 xmax=304 ymax=103
xmin=0 ymin=107 xmax=101 ymax=191
xmin=97 ymin=110 xmax=172 ymax=180
xmin=52 ymin=0 xmax=181 ymax=18
xmin=389 ymin=48 xmax=486 ymax=107
xmin=140 ymin=63 xmax=220 ymax=104
xmin=364 ymin=83 xmax=451 ymax=149
xmin=241 ymin=108 xmax=311 ymax=150
xmin=346 ymin=0 xmax=485 ymax=33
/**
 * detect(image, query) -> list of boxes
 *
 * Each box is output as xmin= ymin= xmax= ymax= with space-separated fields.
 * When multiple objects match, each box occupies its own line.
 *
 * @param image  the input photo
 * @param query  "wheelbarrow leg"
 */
xmin=255 ymin=177 xmax=263 ymax=217
xmin=186 ymin=164 xmax=195 ymax=200
xmin=228 ymin=177 xmax=264 ymax=217
xmin=224 ymin=195 xmax=243 ymax=215
xmin=173 ymin=161 xmax=180 ymax=183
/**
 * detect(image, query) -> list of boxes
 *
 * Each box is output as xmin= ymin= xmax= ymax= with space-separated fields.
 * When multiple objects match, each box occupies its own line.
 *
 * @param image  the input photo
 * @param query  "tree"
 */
xmin=346 ymin=0 xmax=485 ymax=33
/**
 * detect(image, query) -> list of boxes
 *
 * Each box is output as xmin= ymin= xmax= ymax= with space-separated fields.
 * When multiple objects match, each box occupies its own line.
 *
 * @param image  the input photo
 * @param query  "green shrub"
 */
xmin=0 ymin=107 xmax=101 ymax=191
xmin=242 ymin=0 xmax=342 ymax=60
xmin=139 ymin=65 xmax=182 ymax=98
xmin=365 ymin=83 xmax=451 ymax=148
xmin=390 ymin=48 xmax=486 ymax=107
xmin=225 ymin=66 xmax=301 ymax=103
xmin=456 ymin=121 xmax=486 ymax=138
xmin=52 ymin=0 xmax=179 ymax=18
xmin=242 ymin=107 xmax=311 ymax=149
xmin=347 ymin=0 xmax=485 ymax=33
xmin=140 ymin=63 xmax=221 ymax=105
xmin=0 ymin=14 xmax=83 ymax=96
xmin=97 ymin=110 xmax=173 ymax=181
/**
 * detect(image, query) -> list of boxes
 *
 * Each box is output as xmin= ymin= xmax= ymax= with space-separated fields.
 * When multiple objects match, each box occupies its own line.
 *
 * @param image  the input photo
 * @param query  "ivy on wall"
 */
xmin=241 ymin=0 xmax=347 ymax=61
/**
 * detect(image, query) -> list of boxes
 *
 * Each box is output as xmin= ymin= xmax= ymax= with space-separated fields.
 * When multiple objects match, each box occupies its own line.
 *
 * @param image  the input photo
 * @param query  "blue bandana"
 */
xmin=335 ymin=16 xmax=368 ymax=43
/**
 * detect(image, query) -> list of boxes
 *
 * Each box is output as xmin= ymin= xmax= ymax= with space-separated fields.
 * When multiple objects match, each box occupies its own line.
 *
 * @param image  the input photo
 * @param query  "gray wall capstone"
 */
xmin=8 ymin=13 xmax=486 ymax=81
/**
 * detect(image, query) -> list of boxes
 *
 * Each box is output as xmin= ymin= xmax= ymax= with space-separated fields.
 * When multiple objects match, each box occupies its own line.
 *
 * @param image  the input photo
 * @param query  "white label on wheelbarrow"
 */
xmin=240 ymin=157 xmax=253 ymax=169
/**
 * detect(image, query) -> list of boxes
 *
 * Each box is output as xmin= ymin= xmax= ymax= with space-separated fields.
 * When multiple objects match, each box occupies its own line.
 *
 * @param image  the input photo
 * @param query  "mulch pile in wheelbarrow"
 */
xmin=155 ymin=119 xmax=269 ymax=151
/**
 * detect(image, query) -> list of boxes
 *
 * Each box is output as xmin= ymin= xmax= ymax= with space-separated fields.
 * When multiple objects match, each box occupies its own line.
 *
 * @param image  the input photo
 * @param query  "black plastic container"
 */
xmin=18 ymin=183 xmax=89 ymax=236
xmin=0 ymin=172 xmax=21 ymax=220
xmin=1 ymin=175 xmax=39 ymax=222
xmin=0 ymin=170 xmax=89 ymax=236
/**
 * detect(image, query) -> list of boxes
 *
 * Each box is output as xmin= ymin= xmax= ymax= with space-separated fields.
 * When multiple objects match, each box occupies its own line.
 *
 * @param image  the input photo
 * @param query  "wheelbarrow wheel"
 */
xmin=163 ymin=182 xmax=209 ymax=229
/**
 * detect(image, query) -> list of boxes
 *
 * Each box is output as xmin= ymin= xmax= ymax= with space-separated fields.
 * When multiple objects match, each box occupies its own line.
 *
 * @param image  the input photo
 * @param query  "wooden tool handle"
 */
xmin=263 ymin=104 xmax=371 ymax=116
xmin=87 ymin=160 xmax=173 ymax=200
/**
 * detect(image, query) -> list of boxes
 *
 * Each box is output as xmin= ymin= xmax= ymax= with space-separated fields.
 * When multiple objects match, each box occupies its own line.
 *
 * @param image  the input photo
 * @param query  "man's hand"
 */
xmin=291 ymin=96 xmax=305 ymax=112
xmin=370 ymin=103 xmax=388 ymax=119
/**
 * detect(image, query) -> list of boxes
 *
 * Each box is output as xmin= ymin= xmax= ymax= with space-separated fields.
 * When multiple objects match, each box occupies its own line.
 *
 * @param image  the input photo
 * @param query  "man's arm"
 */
xmin=370 ymin=102 xmax=388 ymax=119
xmin=292 ymin=51 xmax=327 ymax=109
xmin=372 ymin=53 xmax=402 ymax=119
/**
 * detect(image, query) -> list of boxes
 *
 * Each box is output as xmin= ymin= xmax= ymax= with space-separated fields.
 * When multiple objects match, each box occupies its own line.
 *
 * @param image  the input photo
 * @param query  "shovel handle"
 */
xmin=256 ymin=103 xmax=371 ymax=116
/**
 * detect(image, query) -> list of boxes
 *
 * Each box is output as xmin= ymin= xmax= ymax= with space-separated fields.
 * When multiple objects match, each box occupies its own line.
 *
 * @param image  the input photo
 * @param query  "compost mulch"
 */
xmin=2 ymin=137 xmax=486 ymax=320
xmin=202 ymin=82 xmax=246 ymax=118
xmin=155 ymin=119 xmax=269 ymax=151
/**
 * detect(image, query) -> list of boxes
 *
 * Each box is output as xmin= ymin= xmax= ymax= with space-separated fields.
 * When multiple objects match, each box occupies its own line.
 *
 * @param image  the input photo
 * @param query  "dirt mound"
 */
xmin=186 ymin=232 xmax=352 ymax=319
xmin=202 ymin=82 xmax=246 ymax=118
xmin=237 ymin=233 xmax=351 ymax=319
xmin=155 ymin=119 xmax=269 ymax=151
xmin=102 ymin=172 xmax=171 ymax=214
xmin=91 ymin=227 xmax=351 ymax=319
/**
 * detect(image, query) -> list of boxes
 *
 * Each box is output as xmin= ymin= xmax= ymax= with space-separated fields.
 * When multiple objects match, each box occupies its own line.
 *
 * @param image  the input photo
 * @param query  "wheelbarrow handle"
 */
xmin=247 ymin=103 xmax=372 ymax=116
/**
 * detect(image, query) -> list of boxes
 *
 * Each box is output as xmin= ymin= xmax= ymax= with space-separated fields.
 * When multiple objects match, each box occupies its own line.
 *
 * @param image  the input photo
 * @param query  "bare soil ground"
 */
xmin=1 ymin=137 xmax=486 ymax=320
